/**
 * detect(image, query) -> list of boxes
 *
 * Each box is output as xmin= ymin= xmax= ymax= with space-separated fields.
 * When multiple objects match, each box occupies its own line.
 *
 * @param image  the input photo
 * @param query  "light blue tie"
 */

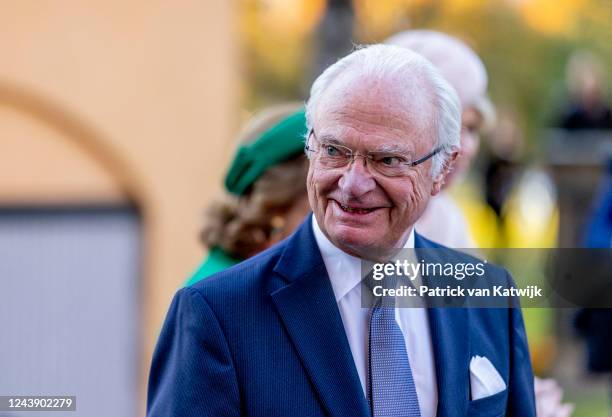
xmin=368 ymin=297 xmax=421 ymax=417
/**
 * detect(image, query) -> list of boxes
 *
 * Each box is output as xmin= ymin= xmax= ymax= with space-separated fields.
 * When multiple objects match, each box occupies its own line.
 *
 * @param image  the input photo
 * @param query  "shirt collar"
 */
xmin=312 ymin=215 xmax=415 ymax=302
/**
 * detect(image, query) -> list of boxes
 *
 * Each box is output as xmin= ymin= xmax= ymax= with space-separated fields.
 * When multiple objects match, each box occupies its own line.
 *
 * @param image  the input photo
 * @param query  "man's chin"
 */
xmin=327 ymin=226 xmax=385 ymax=258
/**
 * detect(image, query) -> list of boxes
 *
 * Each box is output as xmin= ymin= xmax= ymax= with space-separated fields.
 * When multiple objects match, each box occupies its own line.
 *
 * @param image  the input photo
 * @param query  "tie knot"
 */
xmin=379 ymin=274 xmax=401 ymax=308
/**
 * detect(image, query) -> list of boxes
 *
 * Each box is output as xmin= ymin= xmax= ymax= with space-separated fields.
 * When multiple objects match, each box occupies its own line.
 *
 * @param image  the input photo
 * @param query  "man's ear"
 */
xmin=431 ymin=150 xmax=459 ymax=196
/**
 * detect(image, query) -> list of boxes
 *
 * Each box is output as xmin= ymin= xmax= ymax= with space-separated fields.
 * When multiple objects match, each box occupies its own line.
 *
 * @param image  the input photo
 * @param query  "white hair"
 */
xmin=305 ymin=44 xmax=461 ymax=177
xmin=385 ymin=30 xmax=488 ymax=108
xmin=385 ymin=30 xmax=495 ymax=130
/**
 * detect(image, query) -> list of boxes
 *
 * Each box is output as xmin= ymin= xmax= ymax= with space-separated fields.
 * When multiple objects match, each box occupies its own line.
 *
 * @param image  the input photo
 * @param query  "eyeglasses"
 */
xmin=304 ymin=129 xmax=442 ymax=178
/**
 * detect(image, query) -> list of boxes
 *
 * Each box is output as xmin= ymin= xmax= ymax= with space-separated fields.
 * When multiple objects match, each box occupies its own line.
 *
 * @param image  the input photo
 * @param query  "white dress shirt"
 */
xmin=312 ymin=216 xmax=438 ymax=417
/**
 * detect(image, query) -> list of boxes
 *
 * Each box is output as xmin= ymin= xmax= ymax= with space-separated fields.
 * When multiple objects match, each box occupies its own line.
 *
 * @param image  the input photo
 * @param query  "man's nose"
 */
xmin=338 ymin=158 xmax=376 ymax=197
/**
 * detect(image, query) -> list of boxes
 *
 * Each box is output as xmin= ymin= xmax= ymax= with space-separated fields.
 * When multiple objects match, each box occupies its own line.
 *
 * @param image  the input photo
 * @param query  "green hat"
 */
xmin=224 ymin=109 xmax=307 ymax=195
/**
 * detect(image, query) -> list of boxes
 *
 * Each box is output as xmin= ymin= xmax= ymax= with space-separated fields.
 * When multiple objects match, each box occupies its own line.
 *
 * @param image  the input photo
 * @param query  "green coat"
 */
xmin=184 ymin=247 xmax=241 ymax=286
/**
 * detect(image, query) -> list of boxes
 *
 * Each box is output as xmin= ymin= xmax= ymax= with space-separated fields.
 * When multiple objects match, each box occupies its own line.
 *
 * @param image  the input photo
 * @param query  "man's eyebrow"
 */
xmin=316 ymin=133 xmax=413 ymax=153
xmin=317 ymin=134 xmax=343 ymax=145
xmin=373 ymin=143 xmax=413 ymax=154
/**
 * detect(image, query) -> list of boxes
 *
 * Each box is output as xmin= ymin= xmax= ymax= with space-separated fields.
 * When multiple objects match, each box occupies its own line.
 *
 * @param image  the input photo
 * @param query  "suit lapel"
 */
xmin=271 ymin=216 xmax=370 ymax=417
xmin=416 ymin=234 xmax=470 ymax=417
xmin=427 ymin=307 xmax=470 ymax=417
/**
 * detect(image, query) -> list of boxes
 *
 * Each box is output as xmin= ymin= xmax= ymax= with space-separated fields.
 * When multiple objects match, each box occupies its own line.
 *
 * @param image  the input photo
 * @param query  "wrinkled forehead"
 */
xmin=313 ymin=72 xmax=437 ymax=148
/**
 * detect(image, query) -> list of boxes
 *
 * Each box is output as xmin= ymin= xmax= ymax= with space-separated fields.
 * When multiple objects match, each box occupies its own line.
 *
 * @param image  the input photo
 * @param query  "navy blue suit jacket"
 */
xmin=148 ymin=215 xmax=536 ymax=417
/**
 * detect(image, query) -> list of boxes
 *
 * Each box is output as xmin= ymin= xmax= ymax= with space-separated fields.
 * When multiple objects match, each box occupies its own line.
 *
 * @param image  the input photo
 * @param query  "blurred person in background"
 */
xmin=386 ymin=29 xmax=573 ymax=417
xmin=584 ymin=159 xmax=612 ymax=248
xmin=483 ymin=108 xmax=524 ymax=245
xmin=186 ymin=104 xmax=310 ymax=285
xmin=555 ymin=49 xmax=612 ymax=410
xmin=385 ymin=30 xmax=496 ymax=248
xmin=576 ymin=158 xmax=612 ymax=405
xmin=557 ymin=50 xmax=612 ymax=130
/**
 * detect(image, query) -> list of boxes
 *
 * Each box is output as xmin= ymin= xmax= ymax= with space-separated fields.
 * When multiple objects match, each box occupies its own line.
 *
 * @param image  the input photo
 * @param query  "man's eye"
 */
xmin=324 ymin=145 xmax=342 ymax=156
xmin=378 ymin=155 xmax=405 ymax=167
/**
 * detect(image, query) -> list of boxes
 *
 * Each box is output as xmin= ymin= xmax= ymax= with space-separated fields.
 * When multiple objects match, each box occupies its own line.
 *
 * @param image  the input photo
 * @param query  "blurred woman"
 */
xmin=186 ymin=104 xmax=310 ymax=285
xmin=385 ymin=30 xmax=496 ymax=248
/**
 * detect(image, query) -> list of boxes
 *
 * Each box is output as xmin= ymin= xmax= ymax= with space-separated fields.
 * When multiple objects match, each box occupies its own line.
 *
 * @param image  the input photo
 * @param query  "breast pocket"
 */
xmin=467 ymin=389 xmax=508 ymax=417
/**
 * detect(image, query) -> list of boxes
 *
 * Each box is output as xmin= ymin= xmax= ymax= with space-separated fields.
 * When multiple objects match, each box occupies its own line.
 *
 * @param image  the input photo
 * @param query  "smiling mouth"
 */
xmin=337 ymin=202 xmax=377 ymax=214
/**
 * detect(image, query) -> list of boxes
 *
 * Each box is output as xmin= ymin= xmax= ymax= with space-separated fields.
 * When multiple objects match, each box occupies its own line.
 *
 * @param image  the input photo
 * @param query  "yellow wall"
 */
xmin=0 ymin=1 xmax=236 ymax=408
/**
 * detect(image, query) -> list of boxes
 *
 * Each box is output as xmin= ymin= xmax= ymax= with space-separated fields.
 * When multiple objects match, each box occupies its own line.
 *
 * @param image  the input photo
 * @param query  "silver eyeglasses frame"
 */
xmin=304 ymin=129 xmax=442 ymax=176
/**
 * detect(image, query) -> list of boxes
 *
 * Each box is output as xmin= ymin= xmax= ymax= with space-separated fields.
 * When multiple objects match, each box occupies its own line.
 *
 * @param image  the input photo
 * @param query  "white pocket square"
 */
xmin=469 ymin=356 xmax=507 ymax=400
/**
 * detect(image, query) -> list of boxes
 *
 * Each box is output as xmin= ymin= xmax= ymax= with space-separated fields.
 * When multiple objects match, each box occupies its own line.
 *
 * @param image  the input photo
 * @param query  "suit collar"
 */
xmin=271 ymin=214 xmax=370 ymax=417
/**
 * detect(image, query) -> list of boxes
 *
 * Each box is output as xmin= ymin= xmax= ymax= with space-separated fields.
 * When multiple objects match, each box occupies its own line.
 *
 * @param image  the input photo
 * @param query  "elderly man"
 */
xmin=147 ymin=45 xmax=536 ymax=417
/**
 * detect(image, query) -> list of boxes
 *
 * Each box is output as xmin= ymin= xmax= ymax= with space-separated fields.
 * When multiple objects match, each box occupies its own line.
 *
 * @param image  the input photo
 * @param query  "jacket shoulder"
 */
xmin=415 ymin=232 xmax=511 ymax=285
xmin=188 ymin=239 xmax=287 ymax=297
